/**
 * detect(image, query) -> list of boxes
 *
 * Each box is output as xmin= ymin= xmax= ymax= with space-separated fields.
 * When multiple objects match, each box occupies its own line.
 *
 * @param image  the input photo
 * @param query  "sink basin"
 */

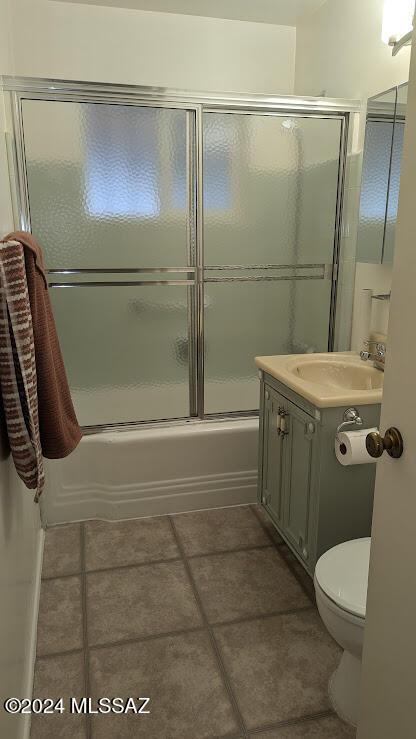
xmin=290 ymin=360 xmax=384 ymax=391
xmin=255 ymin=352 xmax=384 ymax=407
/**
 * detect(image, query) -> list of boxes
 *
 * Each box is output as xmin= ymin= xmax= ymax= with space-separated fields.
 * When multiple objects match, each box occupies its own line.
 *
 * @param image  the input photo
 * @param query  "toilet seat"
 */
xmin=315 ymin=538 xmax=371 ymax=619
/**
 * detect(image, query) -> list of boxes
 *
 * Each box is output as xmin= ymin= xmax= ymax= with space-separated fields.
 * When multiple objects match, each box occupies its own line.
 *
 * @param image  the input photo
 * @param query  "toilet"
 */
xmin=314 ymin=537 xmax=371 ymax=727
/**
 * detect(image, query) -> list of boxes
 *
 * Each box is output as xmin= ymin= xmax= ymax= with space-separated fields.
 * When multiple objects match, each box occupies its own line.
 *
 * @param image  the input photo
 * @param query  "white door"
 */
xmin=357 ymin=36 xmax=416 ymax=739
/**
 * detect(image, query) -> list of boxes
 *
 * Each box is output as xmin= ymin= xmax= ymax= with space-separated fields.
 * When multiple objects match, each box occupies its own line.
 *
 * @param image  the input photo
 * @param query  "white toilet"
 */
xmin=314 ymin=537 xmax=371 ymax=727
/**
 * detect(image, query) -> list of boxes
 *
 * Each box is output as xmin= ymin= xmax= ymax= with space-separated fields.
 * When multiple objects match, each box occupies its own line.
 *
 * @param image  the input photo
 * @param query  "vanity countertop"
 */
xmin=255 ymin=351 xmax=383 ymax=408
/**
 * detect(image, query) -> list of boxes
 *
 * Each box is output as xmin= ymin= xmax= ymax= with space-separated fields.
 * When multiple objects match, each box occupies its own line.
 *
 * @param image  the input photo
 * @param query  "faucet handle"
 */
xmin=361 ymin=339 xmax=386 ymax=365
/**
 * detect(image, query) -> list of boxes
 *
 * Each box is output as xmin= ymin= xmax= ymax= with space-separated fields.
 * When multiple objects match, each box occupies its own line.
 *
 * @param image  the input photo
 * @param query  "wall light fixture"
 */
xmin=382 ymin=0 xmax=415 ymax=55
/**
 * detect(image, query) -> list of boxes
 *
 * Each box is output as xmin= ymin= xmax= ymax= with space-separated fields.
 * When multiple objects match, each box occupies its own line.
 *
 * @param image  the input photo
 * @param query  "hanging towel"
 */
xmin=1 ymin=231 xmax=82 ymax=460
xmin=0 ymin=240 xmax=44 ymax=498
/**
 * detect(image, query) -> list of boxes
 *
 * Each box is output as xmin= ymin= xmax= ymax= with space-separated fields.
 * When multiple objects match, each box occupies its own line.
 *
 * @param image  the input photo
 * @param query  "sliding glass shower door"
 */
xmin=21 ymin=99 xmax=196 ymax=426
xmin=16 ymin=88 xmax=346 ymax=428
xmin=203 ymin=112 xmax=343 ymax=413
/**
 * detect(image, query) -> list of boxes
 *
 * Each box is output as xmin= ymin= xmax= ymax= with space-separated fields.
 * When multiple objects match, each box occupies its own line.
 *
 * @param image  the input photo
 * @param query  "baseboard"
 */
xmin=21 ymin=527 xmax=44 ymax=739
xmin=44 ymin=469 xmax=258 ymax=524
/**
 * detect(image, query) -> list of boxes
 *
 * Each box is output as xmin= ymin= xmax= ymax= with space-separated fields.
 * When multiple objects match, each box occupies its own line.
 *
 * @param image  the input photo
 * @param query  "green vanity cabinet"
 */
xmin=258 ymin=371 xmax=381 ymax=576
xmin=282 ymin=399 xmax=319 ymax=566
xmin=262 ymin=386 xmax=286 ymax=528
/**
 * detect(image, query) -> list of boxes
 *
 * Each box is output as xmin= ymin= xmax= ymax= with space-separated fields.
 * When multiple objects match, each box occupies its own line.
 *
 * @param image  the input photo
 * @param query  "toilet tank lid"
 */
xmin=315 ymin=538 xmax=371 ymax=618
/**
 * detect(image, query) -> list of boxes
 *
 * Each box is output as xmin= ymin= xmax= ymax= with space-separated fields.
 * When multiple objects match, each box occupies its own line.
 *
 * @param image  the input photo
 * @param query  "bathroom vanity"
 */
xmin=256 ymin=353 xmax=382 ymax=576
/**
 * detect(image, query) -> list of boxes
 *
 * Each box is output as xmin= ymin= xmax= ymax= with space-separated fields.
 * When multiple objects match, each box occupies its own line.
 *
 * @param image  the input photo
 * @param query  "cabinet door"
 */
xmin=261 ymin=386 xmax=286 ymax=529
xmin=283 ymin=402 xmax=317 ymax=564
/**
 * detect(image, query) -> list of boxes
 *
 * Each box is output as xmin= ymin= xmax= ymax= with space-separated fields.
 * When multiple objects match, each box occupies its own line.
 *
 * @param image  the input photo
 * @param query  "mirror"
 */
xmin=357 ymin=82 xmax=408 ymax=264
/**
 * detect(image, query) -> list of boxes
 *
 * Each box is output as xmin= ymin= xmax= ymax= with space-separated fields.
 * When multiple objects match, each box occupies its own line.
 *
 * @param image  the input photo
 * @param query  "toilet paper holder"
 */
xmin=336 ymin=408 xmax=363 ymax=440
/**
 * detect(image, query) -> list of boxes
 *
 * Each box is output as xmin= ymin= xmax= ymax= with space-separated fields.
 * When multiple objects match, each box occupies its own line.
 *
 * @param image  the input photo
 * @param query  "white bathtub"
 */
xmin=41 ymin=419 xmax=259 ymax=525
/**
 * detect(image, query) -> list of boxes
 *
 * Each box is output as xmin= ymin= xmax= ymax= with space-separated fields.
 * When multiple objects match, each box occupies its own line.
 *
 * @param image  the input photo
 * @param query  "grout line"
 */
xmin=84 ymin=556 xmax=182 ymax=576
xmin=34 ymin=603 xmax=316 ymax=661
xmin=209 ymin=604 xmax=315 ymax=629
xmin=42 ymin=540 xmax=294 ymax=582
xmin=247 ymin=709 xmax=335 ymax=735
xmin=41 ymin=543 xmax=281 ymax=583
xmin=187 ymin=543 xmax=274 ymax=560
xmin=87 ymin=626 xmax=206 ymax=653
xmin=80 ymin=523 xmax=92 ymax=739
xmin=168 ymin=515 xmax=249 ymax=739
xmin=36 ymin=647 xmax=85 ymax=661
xmin=42 ymin=556 xmax=183 ymax=581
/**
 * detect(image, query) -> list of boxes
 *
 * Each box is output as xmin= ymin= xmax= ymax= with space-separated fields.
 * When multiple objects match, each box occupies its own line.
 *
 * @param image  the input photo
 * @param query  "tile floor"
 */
xmin=31 ymin=505 xmax=356 ymax=738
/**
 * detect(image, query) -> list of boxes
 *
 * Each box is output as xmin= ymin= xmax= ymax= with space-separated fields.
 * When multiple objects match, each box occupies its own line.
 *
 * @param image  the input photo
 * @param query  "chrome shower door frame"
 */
xmin=2 ymin=76 xmax=361 ymax=432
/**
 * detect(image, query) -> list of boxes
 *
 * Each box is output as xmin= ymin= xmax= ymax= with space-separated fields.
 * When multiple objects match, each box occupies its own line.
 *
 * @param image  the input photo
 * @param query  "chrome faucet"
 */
xmin=360 ymin=339 xmax=386 ymax=372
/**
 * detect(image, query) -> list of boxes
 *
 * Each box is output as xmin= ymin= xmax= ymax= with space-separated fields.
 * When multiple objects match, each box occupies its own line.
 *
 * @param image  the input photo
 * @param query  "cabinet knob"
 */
xmin=366 ymin=427 xmax=404 ymax=459
xmin=265 ymin=390 xmax=269 ymax=400
xmin=279 ymin=415 xmax=289 ymax=436
xmin=302 ymin=547 xmax=309 ymax=560
xmin=276 ymin=408 xmax=288 ymax=436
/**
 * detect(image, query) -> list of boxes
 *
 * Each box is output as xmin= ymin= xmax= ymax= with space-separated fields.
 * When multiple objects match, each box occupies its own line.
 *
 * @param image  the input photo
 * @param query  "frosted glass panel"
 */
xmin=20 ymin=99 xmax=342 ymax=424
xmin=22 ymin=100 xmax=189 ymax=268
xmin=384 ymin=120 xmax=405 ymax=264
xmin=203 ymin=113 xmax=342 ymax=265
xmin=357 ymin=120 xmax=394 ymax=263
xmin=204 ymin=279 xmax=331 ymax=414
xmin=50 ymin=285 xmax=190 ymax=425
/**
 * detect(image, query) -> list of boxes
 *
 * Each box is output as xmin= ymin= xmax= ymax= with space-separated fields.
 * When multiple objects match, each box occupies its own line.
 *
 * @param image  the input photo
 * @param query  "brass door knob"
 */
xmin=366 ymin=427 xmax=404 ymax=459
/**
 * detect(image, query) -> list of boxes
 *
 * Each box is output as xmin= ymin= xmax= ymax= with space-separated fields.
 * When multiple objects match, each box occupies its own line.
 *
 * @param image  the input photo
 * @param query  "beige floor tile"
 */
xmin=42 ymin=524 xmax=82 ymax=579
xmin=172 ymin=506 xmax=270 ymax=556
xmin=89 ymin=630 xmax=240 ymax=738
xmin=86 ymin=560 xmax=203 ymax=646
xmin=31 ymin=651 xmax=86 ymax=738
xmin=37 ymin=576 xmax=83 ymax=657
xmin=189 ymin=548 xmax=310 ymax=623
xmin=85 ymin=516 xmax=180 ymax=571
xmin=214 ymin=611 xmax=340 ymax=730
xmin=252 ymin=714 xmax=355 ymax=737
xmin=34 ymin=506 xmax=348 ymax=739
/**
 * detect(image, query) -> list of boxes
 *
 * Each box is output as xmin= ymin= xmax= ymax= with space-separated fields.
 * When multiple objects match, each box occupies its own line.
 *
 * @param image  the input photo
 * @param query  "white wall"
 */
xmin=4 ymin=0 xmax=296 ymax=94
xmin=295 ymin=0 xmax=411 ymax=349
xmin=0 ymin=434 xmax=42 ymax=739
xmin=295 ymin=0 xmax=410 ymax=100
xmin=0 ymin=2 xmax=42 ymax=736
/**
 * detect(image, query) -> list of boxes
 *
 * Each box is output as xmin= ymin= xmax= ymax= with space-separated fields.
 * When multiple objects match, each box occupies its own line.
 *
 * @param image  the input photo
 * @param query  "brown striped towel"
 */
xmin=0 ymin=240 xmax=44 ymax=499
xmin=0 ymin=232 xmax=82 ymax=500
xmin=5 ymin=232 xmax=82 ymax=459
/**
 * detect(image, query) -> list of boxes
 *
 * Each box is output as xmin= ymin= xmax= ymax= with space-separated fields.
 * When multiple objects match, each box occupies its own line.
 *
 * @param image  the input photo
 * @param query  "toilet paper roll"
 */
xmin=335 ymin=428 xmax=378 ymax=466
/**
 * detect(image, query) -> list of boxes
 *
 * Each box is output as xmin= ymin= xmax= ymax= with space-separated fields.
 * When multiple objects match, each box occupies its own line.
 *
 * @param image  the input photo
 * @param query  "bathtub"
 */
xmin=41 ymin=418 xmax=259 ymax=525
